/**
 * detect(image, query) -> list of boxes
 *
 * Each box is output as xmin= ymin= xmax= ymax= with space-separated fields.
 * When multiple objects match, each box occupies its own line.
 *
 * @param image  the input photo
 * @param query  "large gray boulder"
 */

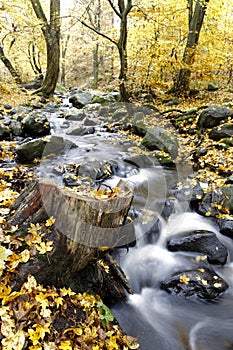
xmin=197 ymin=106 xmax=233 ymax=128
xmin=69 ymin=91 xmax=93 ymax=108
xmin=16 ymin=138 xmax=47 ymax=162
xmin=141 ymin=126 xmax=178 ymax=159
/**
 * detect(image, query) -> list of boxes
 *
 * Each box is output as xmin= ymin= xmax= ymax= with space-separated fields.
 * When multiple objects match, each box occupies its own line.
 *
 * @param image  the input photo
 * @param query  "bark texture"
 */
xmin=9 ymin=179 xmax=134 ymax=303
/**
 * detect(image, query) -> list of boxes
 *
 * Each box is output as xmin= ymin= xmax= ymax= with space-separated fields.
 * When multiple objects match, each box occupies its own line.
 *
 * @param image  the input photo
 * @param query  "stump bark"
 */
xmin=8 ymin=179 xmax=135 ymax=303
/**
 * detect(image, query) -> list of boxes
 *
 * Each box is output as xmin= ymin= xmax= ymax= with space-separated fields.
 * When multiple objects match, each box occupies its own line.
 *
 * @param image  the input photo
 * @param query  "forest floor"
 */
xmin=0 ymin=84 xmax=233 ymax=349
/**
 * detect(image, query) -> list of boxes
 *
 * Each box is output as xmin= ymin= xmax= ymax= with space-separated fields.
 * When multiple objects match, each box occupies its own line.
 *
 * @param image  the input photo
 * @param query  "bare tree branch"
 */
xmin=107 ymin=0 xmax=122 ymax=18
xmin=80 ymin=19 xmax=118 ymax=46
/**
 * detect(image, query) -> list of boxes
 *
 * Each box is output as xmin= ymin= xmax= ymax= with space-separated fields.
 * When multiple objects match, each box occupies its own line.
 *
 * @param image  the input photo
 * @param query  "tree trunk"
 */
xmin=29 ymin=0 xmax=60 ymax=97
xmin=93 ymin=42 xmax=100 ymax=89
xmin=8 ymin=179 xmax=134 ymax=302
xmin=171 ymin=0 xmax=208 ymax=95
xmin=116 ymin=0 xmax=132 ymax=102
xmin=0 ymin=44 xmax=22 ymax=84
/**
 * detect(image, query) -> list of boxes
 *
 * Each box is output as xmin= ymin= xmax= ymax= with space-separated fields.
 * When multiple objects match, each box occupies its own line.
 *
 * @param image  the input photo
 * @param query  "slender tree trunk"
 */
xmin=117 ymin=9 xmax=129 ymax=102
xmin=0 ymin=44 xmax=22 ymax=84
xmin=93 ymin=42 xmax=100 ymax=89
xmin=171 ymin=0 xmax=208 ymax=94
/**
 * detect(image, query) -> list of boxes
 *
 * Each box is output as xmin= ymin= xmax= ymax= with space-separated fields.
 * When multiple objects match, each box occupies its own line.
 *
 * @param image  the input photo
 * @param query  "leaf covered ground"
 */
xmin=0 ymin=86 xmax=233 ymax=349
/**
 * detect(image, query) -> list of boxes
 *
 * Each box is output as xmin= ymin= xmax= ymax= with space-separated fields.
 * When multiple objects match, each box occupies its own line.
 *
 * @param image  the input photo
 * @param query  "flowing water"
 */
xmin=39 ymin=104 xmax=233 ymax=350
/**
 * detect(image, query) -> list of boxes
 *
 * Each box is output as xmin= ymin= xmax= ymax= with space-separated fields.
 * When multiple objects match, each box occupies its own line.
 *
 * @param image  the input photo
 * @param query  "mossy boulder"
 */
xmin=141 ymin=127 xmax=178 ymax=159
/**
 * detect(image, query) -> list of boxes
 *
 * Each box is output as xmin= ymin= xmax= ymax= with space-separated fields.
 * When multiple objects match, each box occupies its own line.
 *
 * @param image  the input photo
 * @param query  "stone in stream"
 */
xmin=167 ymin=230 xmax=228 ymax=265
xmin=198 ymin=185 xmax=233 ymax=217
xmin=66 ymin=126 xmax=95 ymax=136
xmin=197 ymin=105 xmax=233 ymax=128
xmin=141 ymin=126 xmax=179 ymax=159
xmin=161 ymin=267 xmax=229 ymax=299
xmin=21 ymin=111 xmax=51 ymax=137
xmin=217 ymin=218 xmax=233 ymax=239
xmin=123 ymin=154 xmax=159 ymax=168
xmin=16 ymin=136 xmax=76 ymax=163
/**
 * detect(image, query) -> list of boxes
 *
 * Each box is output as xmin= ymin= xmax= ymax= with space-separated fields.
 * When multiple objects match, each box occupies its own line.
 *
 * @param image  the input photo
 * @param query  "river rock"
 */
xmin=65 ymin=112 xmax=86 ymax=121
xmin=198 ymin=185 xmax=233 ymax=216
xmin=209 ymin=123 xmax=233 ymax=140
xmin=167 ymin=230 xmax=228 ymax=265
xmin=217 ymin=218 xmax=233 ymax=239
xmin=66 ymin=126 xmax=95 ymax=136
xmin=123 ymin=154 xmax=158 ymax=168
xmin=92 ymin=94 xmax=116 ymax=104
xmin=77 ymin=159 xmax=113 ymax=182
xmin=10 ymin=120 xmax=22 ymax=137
xmin=161 ymin=267 xmax=229 ymax=299
xmin=43 ymin=136 xmax=77 ymax=157
xmin=0 ymin=123 xmax=11 ymax=140
xmin=170 ymin=181 xmax=204 ymax=209
xmin=69 ymin=90 xmax=93 ymax=108
xmin=141 ymin=127 xmax=179 ymax=159
xmin=16 ymin=138 xmax=47 ymax=162
xmin=21 ymin=112 xmax=50 ymax=137
xmin=131 ymin=119 xmax=148 ymax=137
xmin=197 ymin=106 xmax=233 ymax=128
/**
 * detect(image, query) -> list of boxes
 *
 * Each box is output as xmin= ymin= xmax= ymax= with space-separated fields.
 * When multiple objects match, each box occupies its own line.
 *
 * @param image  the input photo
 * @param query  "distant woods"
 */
xmin=0 ymin=0 xmax=232 ymax=97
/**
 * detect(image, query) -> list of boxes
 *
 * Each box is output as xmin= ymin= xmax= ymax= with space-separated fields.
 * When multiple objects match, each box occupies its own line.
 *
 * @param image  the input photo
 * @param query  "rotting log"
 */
xmin=8 ymin=178 xmax=135 ymax=303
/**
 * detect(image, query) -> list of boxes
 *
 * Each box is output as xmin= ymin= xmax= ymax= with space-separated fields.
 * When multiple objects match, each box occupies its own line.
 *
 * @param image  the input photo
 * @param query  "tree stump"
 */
xmin=8 ymin=179 xmax=135 ymax=303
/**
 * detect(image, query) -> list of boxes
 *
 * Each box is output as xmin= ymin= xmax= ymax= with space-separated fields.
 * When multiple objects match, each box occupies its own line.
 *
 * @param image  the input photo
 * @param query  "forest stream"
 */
xmin=33 ymin=97 xmax=233 ymax=350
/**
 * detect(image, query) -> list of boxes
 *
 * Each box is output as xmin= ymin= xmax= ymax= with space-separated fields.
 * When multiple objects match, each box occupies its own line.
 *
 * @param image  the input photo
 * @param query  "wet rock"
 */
xmin=43 ymin=136 xmax=77 ymax=157
xmin=123 ymin=154 xmax=158 ymax=168
xmin=151 ymin=151 xmax=174 ymax=167
xmin=161 ymin=267 xmax=229 ymax=299
xmin=170 ymin=181 xmax=204 ymax=209
xmin=131 ymin=118 xmax=148 ymax=137
xmin=16 ymin=138 xmax=47 ymax=162
xmin=209 ymin=123 xmax=233 ymax=141
xmin=69 ymin=90 xmax=93 ymax=108
xmin=21 ymin=112 xmax=50 ymax=137
xmin=77 ymin=159 xmax=113 ymax=182
xmin=161 ymin=199 xmax=176 ymax=219
xmin=112 ymin=109 xmax=128 ymax=121
xmin=217 ymin=218 xmax=233 ymax=239
xmin=0 ymin=123 xmax=11 ymax=140
xmin=66 ymin=126 xmax=95 ymax=136
xmin=65 ymin=112 xmax=86 ymax=121
xmin=197 ymin=106 xmax=233 ymax=128
xmin=83 ymin=117 xmax=97 ymax=126
xmin=167 ymin=230 xmax=228 ymax=265
xmin=10 ymin=120 xmax=22 ymax=137
xmin=141 ymin=127 xmax=179 ymax=159
xmin=92 ymin=94 xmax=116 ymax=104
xmin=198 ymin=185 xmax=233 ymax=216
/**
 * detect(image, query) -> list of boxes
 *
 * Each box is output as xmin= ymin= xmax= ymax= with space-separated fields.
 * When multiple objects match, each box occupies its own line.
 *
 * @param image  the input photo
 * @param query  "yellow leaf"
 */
xmin=201 ymin=279 xmax=209 ymax=286
xmin=45 ymin=216 xmax=56 ymax=227
xmin=58 ymin=340 xmax=73 ymax=350
xmin=55 ymin=297 xmax=63 ymax=308
xmin=179 ymin=274 xmax=190 ymax=284
xmin=36 ymin=241 xmax=53 ymax=254
xmin=19 ymin=249 xmax=30 ymax=263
